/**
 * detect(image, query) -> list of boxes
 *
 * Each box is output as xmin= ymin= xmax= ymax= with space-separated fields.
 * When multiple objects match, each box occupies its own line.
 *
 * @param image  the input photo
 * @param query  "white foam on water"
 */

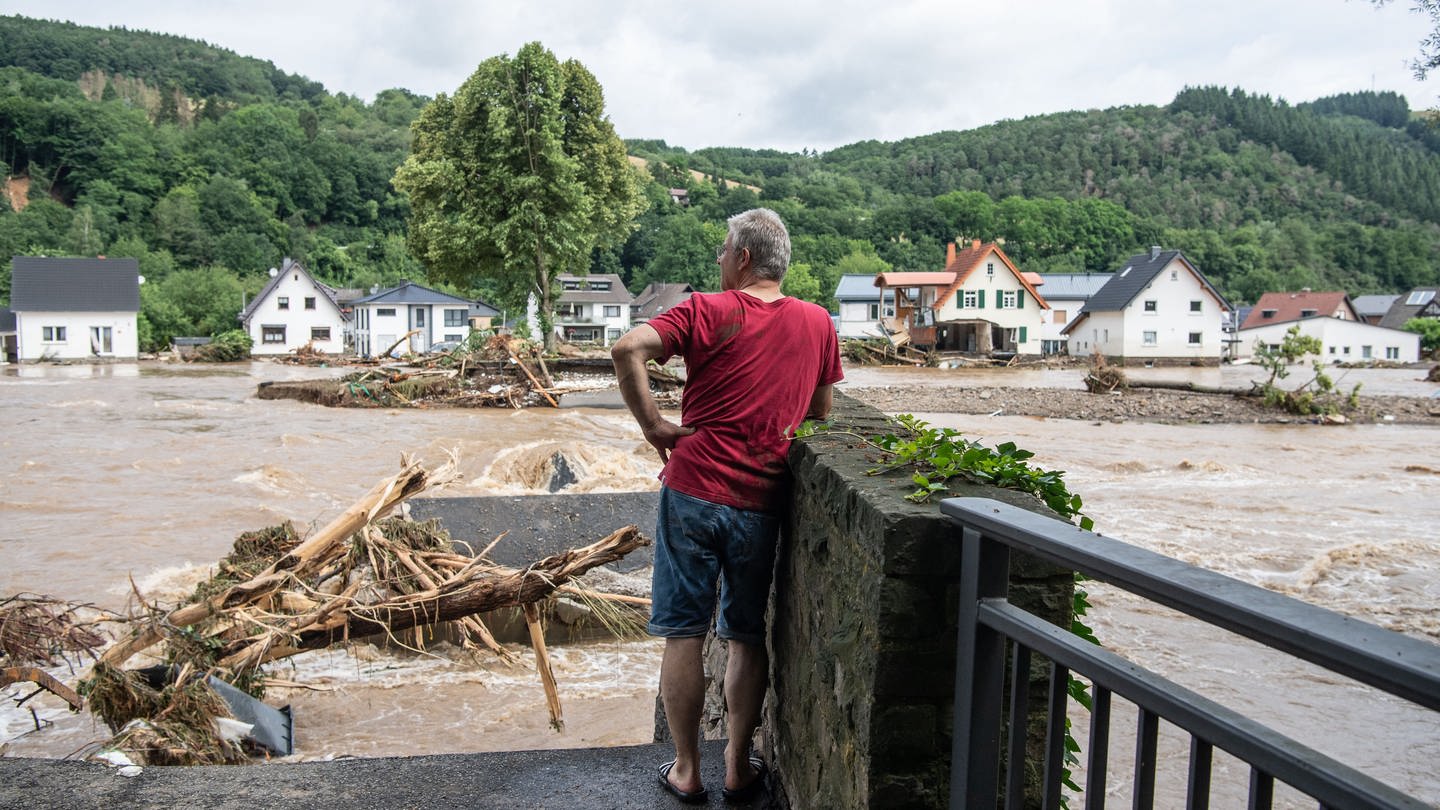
xmin=50 ymin=399 xmax=110 ymax=409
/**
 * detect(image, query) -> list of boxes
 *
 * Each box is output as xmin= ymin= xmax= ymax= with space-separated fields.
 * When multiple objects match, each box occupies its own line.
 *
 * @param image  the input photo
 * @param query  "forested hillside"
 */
xmin=2 ymin=14 xmax=1438 ymax=352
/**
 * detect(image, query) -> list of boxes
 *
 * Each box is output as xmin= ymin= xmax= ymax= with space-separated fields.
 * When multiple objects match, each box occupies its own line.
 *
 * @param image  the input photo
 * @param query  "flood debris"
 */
xmin=1 ymin=594 xmax=109 ymax=714
xmin=72 ymin=454 xmax=649 ymax=764
xmin=255 ymin=334 xmax=681 ymax=409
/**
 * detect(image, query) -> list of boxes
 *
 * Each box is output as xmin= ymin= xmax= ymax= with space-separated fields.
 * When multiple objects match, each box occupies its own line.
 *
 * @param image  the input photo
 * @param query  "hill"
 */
xmin=1 ymin=14 xmax=1437 ymax=350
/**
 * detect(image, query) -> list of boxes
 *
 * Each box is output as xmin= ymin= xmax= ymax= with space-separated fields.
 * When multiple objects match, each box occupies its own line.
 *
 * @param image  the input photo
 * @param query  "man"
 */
xmin=611 ymin=208 xmax=843 ymax=804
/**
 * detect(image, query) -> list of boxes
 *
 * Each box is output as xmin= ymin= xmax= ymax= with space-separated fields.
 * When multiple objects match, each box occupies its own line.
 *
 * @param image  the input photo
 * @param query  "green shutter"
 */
xmin=978 ymin=290 xmax=986 ymax=309
xmin=1017 ymin=290 xmax=1025 ymax=309
xmin=1019 ymin=326 xmax=1027 ymax=343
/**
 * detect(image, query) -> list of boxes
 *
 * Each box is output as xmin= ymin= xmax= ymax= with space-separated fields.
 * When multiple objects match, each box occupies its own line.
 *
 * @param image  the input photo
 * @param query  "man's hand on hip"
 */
xmin=642 ymin=417 xmax=695 ymax=463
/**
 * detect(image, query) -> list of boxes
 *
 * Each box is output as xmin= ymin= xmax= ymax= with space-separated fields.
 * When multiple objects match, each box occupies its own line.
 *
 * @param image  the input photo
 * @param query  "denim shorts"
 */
xmin=648 ymin=487 xmax=781 ymax=646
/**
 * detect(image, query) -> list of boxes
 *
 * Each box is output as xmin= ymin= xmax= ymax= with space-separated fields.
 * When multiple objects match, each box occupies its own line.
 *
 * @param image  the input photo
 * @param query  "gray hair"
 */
xmin=727 ymin=208 xmax=791 ymax=282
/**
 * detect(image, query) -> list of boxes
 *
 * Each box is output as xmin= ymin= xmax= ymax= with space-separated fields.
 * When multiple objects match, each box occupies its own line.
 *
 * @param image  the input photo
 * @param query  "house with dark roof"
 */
xmin=833 ymin=275 xmax=895 ymax=338
xmin=1240 ymin=291 xmax=1359 ymax=330
xmin=553 ymin=273 xmax=632 ymax=346
xmin=1060 ymin=247 xmax=1230 ymax=365
xmin=238 ymin=258 xmax=350 ymax=356
xmin=9 ymin=256 xmax=141 ymax=361
xmin=1351 ymin=294 xmax=1400 ymax=325
xmin=1378 ymin=287 xmax=1440 ymax=330
xmin=630 ymin=282 xmax=694 ymax=326
xmin=351 ymin=280 xmax=500 ymax=358
xmin=874 ymin=240 xmax=1050 ymax=354
xmin=1035 ymin=273 xmax=1113 ymax=355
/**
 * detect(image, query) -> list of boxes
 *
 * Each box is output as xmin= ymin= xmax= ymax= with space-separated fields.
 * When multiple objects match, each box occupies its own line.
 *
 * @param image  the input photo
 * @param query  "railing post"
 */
xmin=951 ymin=524 xmax=1011 ymax=809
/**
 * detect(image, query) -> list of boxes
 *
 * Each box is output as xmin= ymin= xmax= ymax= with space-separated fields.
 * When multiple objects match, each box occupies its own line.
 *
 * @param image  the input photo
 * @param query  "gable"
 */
xmin=1086 ymin=252 xmax=1228 ymax=313
xmin=241 ymin=259 xmax=343 ymax=321
xmin=934 ymin=242 xmax=1050 ymax=310
xmin=11 ymin=256 xmax=140 ymax=312
xmin=1240 ymin=291 xmax=1355 ymax=330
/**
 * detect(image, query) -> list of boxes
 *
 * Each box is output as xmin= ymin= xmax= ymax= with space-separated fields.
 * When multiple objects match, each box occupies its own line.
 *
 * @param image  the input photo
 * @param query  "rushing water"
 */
xmin=1 ymin=361 xmax=1437 ymax=805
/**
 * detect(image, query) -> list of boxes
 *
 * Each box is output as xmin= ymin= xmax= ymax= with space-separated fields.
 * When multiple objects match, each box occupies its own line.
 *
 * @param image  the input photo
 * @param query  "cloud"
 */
xmin=6 ymin=0 xmax=1435 ymax=152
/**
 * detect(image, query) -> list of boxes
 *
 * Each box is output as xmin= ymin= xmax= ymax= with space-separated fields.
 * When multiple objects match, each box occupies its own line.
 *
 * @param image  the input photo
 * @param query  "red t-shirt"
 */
xmin=647 ymin=290 xmax=844 ymax=513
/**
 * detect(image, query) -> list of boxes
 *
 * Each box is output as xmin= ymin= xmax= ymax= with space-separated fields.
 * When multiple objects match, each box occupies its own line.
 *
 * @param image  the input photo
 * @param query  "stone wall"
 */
xmin=764 ymin=393 xmax=1073 ymax=809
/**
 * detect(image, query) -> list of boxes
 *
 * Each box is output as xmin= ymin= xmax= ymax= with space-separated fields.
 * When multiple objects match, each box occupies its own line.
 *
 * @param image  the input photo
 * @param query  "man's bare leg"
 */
xmin=661 ymin=636 xmax=707 ymax=793
xmin=723 ymin=639 xmax=768 ymax=791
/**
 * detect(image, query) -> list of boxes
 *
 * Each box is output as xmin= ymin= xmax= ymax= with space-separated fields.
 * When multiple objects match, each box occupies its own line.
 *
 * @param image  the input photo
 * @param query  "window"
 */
xmin=42 ymin=326 xmax=67 ymax=342
xmin=89 ymin=326 xmax=113 ymax=354
xmin=444 ymin=309 xmax=466 ymax=327
xmin=986 ymin=263 xmax=995 ymax=276
xmin=1262 ymin=309 xmax=1277 ymax=319
xmin=1343 ymin=346 xmax=1351 ymax=355
xmin=1406 ymin=290 xmax=1436 ymax=306
xmin=869 ymin=304 xmax=880 ymax=320
xmin=311 ymin=327 xmax=331 ymax=341
xmin=1000 ymin=291 xmax=1017 ymax=309
xmin=304 ymin=297 xmax=316 ymax=310
xmin=1053 ymin=309 xmax=1067 ymax=324
xmin=1386 ymin=346 xmax=1400 ymax=359
xmin=1188 ymin=332 xmax=1202 ymax=346
xmin=963 ymin=290 xmax=979 ymax=308
xmin=1170 ymin=270 xmax=1178 ymax=281
xmin=591 ymin=281 xmax=611 ymax=291
xmin=1300 ymin=309 xmax=1317 ymax=318
xmin=1361 ymin=345 xmax=1372 ymax=359
xmin=607 ymin=328 xmax=622 ymax=341
xmin=1190 ymin=300 xmax=1202 ymax=313
xmin=414 ymin=309 xmax=426 ymax=327
xmin=278 ymin=297 xmax=289 ymax=310
xmin=377 ymin=308 xmax=396 ymax=317
xmin=604 ymin=305 xmax=621 ymax=318
xmin=1329 ymin=346 xmax=1336 ymax=354
xmin=263 ymin=326 xmax=286 ymax=344
xmin=1102 ymin=329 xmax=1109 ymax=343
xmin=1143 ymin=300 xmax=1157 ymax=313
xmin=445 ymin=333 xmax=463 ymax=342
xmin=562 ymin=279 xmax=581 ymax=290
xmin=1143 ymin=331 xmax=1158 ymax=346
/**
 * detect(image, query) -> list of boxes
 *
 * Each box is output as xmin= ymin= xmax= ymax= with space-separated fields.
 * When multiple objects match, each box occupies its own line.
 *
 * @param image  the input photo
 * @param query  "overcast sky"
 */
xmin=9 ymin=1 xmax=1438 ymax=152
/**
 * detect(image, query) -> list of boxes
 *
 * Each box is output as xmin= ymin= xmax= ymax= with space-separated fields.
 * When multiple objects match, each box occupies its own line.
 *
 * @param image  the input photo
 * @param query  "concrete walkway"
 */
xmin=0 ymin=740 xmax=780 ymax=809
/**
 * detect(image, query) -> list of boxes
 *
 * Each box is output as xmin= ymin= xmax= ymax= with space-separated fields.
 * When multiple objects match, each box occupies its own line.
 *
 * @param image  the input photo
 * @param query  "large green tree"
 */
xmin=393 ymin=42 xmax=643 ymax=349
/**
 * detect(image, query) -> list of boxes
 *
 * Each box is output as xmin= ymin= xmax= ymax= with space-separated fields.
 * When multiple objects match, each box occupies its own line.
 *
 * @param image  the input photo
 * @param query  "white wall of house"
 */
xmin=555 ymin=302 xmax=631 ymax=345
xmin=934 ymin=261 xmax=1046 ymax=353
xmin=1066 ymin=311 xmax=1125 ymax=358
xmin=245 ymin=271 xmax=347 ymax=355
xmin=1118 ymin=262 xmax=1224 ymax=359
xmin=353 ymin=303 xmax=474 ymax=356
xmin=1237 ymin=317 xmax=1421 ymax=363
xmin=1037 ymin=303 xmax=1082 ymax=354
xmin=16 ymin=311 xmax=138 ymax=361
xmin=836 ymin=299 xmax=892 ymax=338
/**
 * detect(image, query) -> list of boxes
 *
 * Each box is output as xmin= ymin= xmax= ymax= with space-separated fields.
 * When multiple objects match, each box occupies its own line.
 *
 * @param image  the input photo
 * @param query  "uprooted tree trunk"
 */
xmin=88 ymin=454 xmax=650 ymax=761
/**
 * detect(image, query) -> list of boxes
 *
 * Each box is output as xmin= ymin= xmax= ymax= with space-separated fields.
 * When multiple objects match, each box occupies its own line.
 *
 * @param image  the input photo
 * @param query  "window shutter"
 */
xmin=1017 ymin=290 xmax=1025 ymax=309
xmin=978 ymin=290 xmax=986 ymax=309
xmin=1019 ymin=326 xmax=1027 ymax=343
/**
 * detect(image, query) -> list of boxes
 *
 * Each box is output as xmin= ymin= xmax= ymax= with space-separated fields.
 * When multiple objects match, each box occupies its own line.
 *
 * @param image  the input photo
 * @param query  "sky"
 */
xmin=8 ymin=0 xmax=1439 ymax=153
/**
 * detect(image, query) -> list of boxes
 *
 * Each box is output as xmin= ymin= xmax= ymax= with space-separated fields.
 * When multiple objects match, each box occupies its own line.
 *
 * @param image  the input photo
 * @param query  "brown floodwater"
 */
xmin=2 ymin=361 xmax=1436 ymax=806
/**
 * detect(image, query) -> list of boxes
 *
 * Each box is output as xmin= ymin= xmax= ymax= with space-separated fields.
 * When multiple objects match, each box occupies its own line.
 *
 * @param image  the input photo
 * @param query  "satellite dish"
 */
xmin=137 ymin=275 xmax=146 ymax=285
xmin=269 ymin=267 xmax=278 ymax=277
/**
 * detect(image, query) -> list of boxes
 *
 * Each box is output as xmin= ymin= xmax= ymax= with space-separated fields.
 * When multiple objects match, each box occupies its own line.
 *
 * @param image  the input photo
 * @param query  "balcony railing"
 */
xmin=941 ymin=497 xmax=1440 ymax=810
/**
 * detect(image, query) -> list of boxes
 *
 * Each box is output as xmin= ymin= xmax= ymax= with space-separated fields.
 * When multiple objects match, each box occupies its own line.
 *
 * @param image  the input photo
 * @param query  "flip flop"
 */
xmin=721 ymin=756 xmax=769 ymax=803
xmin=659 ymin=759 xmax=709 ymax=805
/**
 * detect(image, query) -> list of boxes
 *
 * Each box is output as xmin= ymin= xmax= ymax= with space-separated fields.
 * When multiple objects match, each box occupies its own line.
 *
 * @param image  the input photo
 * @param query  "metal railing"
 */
xmin=941 ymin=497 xmax=1440 ymax=810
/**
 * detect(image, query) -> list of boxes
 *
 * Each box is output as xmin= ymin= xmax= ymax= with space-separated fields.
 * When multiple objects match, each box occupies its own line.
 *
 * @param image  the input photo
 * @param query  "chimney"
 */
xmin=1150 ymin=245 xmax=1162 ymax=260
xmin=972 ymin=238 xmax=981 ymax=250
xmin=947 ymin=242 xmax=956 ymax=266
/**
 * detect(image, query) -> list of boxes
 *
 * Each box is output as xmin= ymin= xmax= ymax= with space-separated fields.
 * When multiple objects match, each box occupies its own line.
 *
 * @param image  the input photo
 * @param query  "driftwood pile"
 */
xmin=256 ymin=334 xmax=682 ymax=409
xmin=8 ymin=455 xmax=649 ymax=766
xmin=843 ymin=338 xmax=931 ymax=366
xmin=1 ymin=595 xmax=109 ymax=716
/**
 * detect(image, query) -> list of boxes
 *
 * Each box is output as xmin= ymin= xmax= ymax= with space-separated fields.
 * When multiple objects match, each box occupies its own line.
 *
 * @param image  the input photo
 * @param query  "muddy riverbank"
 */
xmin=845 ymin=384 xmax=1440 ymax=424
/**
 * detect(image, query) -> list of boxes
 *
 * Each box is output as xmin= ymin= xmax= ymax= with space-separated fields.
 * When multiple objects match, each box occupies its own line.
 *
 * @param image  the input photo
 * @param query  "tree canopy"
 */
xmin=393 ymin=42 xmax=643 ymax=348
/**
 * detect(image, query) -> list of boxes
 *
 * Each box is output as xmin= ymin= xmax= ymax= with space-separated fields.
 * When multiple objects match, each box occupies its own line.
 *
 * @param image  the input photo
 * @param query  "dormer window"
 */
xmin=590 ymin=281 xmax=611 ymax=291
xmin=1300 ymin=309 xmax=1317 ymax=317
xmin=1261 ymin=309 xmax=1277 ymax=319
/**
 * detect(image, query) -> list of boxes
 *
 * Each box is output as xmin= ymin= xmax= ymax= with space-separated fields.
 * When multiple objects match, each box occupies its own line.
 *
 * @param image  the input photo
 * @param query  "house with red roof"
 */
xmin=874 ymin=240 xmax=1049 ymax=354
xmin=1236 ymin=290 xmax=1420 ymax=363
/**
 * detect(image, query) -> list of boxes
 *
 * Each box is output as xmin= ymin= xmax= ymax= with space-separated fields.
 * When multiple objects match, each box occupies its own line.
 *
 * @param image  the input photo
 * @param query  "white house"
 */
xmin=238 ymin=258 xmax=349 ymax=356
xmin=553 ymin=273 xmax=632 ymax=346
xmin=1238 ymin=315 xmax=1421 ymax=363
xmin=876 ymin=240 xmax=1049 ymax=354
xmin=1062 ymin=247 xmax=1230 ymax=365
xmin=0 ymin=307 xmax=15 ymax=363
xmin=351 ymin=280 xmax=499 ymax=358
xmin=9 ymin=256 xmax=140 ymax=361
xmin=1034 ymin=273 xmax=1113 ymax=355
xmin=834 ymin=275 xmax=894 ymax=338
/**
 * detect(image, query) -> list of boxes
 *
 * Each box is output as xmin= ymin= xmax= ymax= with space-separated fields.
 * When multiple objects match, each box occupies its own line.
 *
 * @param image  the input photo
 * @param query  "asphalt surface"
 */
xmin=0 ymin=739 xmax=783 ymax=809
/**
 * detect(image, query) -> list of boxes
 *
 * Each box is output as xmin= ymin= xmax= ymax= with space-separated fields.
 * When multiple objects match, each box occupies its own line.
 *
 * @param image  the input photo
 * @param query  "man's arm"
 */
xmin=806 ymin=384 xmax=833 ymax=420
xmin=611 ymin=324 xmax=694 ymax=463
